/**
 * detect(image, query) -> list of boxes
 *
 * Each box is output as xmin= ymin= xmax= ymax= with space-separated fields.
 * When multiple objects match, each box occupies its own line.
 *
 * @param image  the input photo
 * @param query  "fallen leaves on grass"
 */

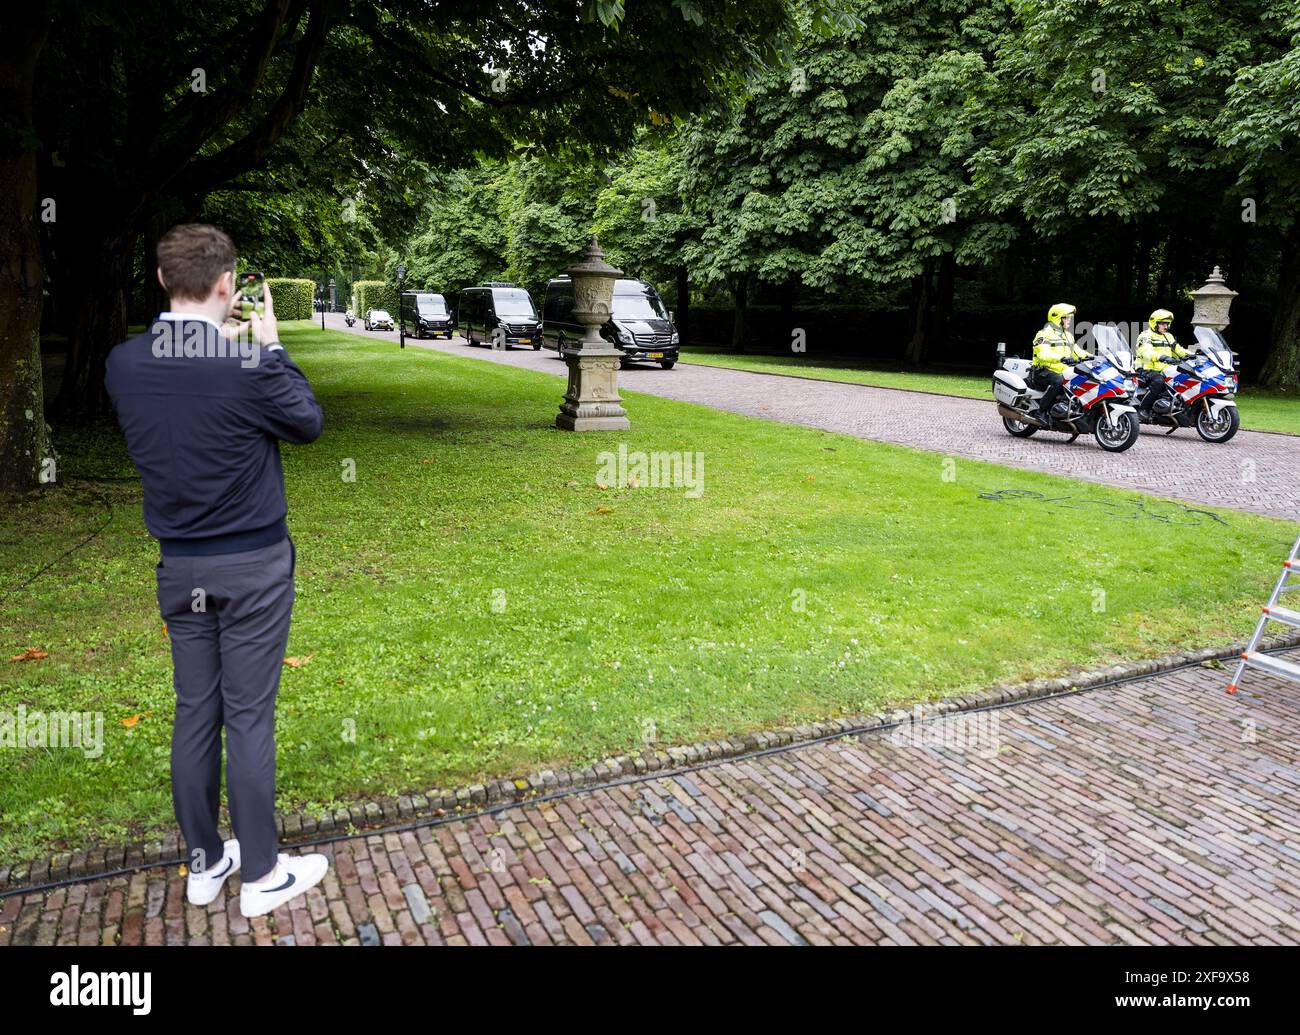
xmin=589 ymin=506 xmax=614 ymax=516
xmin=120 ymin=711 xmax=153 ymax=729
xmin=283 ymin=654 xmax=316 ymax=668
xmin=9 ymin=648 xmax=49 ymax=662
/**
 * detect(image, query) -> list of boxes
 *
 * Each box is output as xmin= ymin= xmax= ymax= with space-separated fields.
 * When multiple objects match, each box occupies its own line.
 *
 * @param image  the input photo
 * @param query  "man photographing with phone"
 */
xmin=105 ymin=223 xmax=330 ymax=917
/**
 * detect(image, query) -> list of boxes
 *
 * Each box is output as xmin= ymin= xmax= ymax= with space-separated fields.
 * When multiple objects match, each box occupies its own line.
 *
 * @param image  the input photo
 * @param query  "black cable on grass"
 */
xmin=0 ymin=474 xmax=139 ymax=608
xmin=978 ymin=488 xmax=1229 ymax=526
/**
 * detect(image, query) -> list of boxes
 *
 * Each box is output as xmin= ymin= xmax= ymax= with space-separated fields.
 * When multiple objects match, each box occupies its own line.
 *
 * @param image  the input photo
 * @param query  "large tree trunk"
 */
xmin=142 ymin=214 xmax=167 ymax=323
xmin=1136 ymin=236 xmax=1151 ymax=303
xmin=730 ymin=274 xmax=749 ymax=352
xmin=779 ymin=278 xmax=796 ymax=337
xmin=0 ymin=11 xmax=53 ymax=493
xmin=674 ymin=263 xmax=690 ymax=345
xmin=1257 ymin=223 xmax=1300 ymax=390
xmin=50 ymin=226 xmax=132 ymax=420
xmin=905 ymin=260 xmax=935 ymax=366
xmin=932 ymin=252 xmax=955 ymax=357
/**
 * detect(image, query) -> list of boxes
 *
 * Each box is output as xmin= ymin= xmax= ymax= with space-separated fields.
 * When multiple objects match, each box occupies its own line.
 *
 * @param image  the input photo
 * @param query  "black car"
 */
xmin=541 ymin=276 xmax=679 ymax=369
xmin=457 ymin=283 xmax=541 ymax=350
xmin=400 ymin=291 xmax=454 ymax=339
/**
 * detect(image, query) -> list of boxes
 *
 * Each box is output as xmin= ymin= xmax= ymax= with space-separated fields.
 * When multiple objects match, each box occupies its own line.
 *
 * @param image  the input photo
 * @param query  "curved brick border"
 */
xmin=4 ymin=630 xmax=1297 ymax=895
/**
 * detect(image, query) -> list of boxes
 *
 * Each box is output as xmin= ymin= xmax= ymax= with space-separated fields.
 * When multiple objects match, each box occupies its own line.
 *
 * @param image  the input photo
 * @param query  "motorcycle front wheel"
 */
xmin=1002 ymin=415 xmax=1037 ymax=438
xmin=1093 ymin=409 xmax=1140 ymax=452
xmin=1196 ymin=403 xmax=1240 ymax=443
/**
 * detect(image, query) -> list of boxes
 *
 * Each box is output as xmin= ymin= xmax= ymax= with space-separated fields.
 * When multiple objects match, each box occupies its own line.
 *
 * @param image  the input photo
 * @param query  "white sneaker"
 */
xmin=239 ymin=852 xmax=329 ymax=918
xmin=186 ymin=839 xmax=240 ymax=906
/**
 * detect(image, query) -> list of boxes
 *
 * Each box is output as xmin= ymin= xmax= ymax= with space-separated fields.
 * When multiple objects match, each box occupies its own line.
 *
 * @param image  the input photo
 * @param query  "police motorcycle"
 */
xmin=992 ymin=332 xmax=1141 ymax=452
xmin=1121 ymin=324 xmax=1240 ymax=444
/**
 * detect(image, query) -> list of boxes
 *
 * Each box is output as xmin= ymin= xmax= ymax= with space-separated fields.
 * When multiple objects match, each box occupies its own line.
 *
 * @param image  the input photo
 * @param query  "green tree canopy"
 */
xmin=972 ymin=0 xmax=1300 ymax=382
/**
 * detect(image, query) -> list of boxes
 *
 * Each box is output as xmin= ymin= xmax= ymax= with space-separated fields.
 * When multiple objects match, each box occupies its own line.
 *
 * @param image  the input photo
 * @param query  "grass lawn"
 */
xmin=1 ymin=321 xmax=1293 ymax=860
xmin=681 ymin=346 xmax=1300 ymax=436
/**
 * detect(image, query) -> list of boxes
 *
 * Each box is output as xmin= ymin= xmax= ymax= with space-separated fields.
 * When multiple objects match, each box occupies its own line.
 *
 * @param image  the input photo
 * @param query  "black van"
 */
xmin=457 ymin=283 xmax=541 ymax=350
xmin=541 ymin=276 xmax=678 ymax=369
xmin=400 ymin=291 xmax=454 ymax=339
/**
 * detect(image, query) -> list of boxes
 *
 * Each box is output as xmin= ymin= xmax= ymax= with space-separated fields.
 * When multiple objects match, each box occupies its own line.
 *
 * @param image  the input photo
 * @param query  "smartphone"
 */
xmin=237 ymin=272 xmax=265 ymax=320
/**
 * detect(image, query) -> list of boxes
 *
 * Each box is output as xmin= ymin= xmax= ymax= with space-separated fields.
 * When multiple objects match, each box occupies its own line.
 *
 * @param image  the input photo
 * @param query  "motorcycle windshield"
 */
xmin=1091 ymin=323 xmax=1133 ymax=372
xmin=1193 ymin=325 xmax=1233 ymax=372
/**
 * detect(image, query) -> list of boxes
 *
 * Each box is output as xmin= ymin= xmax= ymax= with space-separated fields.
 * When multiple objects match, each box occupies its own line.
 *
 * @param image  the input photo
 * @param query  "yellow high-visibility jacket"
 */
xmin=1135 ymin=329 xmax=1189 ymax=372
xmin=1031 ymin=324 xmax=1088 ymax=374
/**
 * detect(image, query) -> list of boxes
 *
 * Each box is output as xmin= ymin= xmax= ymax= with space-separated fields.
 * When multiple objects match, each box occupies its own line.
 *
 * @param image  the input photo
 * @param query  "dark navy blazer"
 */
xmin=105 ymin=317 xmax=322 ymax=555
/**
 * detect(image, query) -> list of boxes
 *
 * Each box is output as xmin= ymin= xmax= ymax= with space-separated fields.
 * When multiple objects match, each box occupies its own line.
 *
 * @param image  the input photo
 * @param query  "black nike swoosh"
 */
xmin=195 ymin=857 xmax=233 ymax=880
xmin=261 ymin=872 xmax=296 ymax=894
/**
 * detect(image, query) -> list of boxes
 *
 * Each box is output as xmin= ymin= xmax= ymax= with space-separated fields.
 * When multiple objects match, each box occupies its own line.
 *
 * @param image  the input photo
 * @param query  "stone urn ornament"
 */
xmin=1190 ymin=266 xmax=1238 ymax=332
xmin=556 ymin=236 xmax=631 ymax=432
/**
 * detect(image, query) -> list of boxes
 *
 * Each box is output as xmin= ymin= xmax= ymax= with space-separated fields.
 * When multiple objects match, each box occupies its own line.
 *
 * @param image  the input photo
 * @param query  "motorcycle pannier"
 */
xmin=993 ymin=369 xmax=1028 ymax=407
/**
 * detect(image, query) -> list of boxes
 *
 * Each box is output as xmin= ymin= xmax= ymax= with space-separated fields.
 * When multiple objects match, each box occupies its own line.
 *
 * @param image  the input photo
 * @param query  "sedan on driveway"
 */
xmin=365 ymin=309 xmax=394 ymax=331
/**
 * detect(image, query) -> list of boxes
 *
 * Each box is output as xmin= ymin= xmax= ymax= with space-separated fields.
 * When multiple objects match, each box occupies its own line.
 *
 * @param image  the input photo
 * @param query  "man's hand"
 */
xmin=249 ymin=281 xmax=280 ymax=345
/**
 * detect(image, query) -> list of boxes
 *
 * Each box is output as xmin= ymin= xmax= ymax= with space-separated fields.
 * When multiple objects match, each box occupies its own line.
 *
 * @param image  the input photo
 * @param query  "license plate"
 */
xmin=647 ymin=352 xmax=664 ymax=359
xmin=519 ymin=338 xmax=531 ymax=343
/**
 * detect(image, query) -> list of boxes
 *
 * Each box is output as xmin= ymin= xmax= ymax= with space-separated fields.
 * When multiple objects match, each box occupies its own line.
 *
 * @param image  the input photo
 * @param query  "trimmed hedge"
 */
xmin=266 ymin=278 xmax=316 ymax=321
xmin=352 ymin=280 xmax=398 ymax=316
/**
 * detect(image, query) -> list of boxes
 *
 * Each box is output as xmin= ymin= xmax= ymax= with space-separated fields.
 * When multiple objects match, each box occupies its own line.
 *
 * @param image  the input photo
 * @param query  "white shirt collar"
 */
xmin=157 ymin=311 xmax=223 ymax=329
xmin=154 ymin=310 xmax=281 ymax=351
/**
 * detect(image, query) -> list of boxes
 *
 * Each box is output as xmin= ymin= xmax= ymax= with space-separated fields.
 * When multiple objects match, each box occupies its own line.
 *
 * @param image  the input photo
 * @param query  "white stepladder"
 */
xmin=1228 ymin=531 xmax=1300 ymax=694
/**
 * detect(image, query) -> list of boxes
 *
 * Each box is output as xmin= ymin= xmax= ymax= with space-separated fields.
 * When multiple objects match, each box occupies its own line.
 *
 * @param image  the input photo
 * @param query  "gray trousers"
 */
xmin=155 ymin=536 xmax=295 ymax=882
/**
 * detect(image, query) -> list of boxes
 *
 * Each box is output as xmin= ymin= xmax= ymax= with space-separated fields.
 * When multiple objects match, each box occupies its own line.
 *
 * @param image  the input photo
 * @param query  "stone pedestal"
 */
xmin=557 ymin=342 xmax=630 ymax=431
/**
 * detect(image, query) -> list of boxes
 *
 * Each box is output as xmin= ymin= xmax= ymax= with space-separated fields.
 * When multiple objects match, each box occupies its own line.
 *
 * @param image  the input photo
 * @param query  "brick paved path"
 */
xmin=4 ymin=654 xmax=1299 ymax=946
xmin=325 ymin=316 xmax=1300 ymax=520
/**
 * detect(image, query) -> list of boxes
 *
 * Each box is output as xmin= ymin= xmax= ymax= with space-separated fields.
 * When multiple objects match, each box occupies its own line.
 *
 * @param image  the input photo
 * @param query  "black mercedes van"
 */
xmin=400 ymin=291 xmax=454 ymax=339
xmin=457 ymin=283 xmax=541 ymax=350
xmin=541 ymin=276 xmax=679 ymax=368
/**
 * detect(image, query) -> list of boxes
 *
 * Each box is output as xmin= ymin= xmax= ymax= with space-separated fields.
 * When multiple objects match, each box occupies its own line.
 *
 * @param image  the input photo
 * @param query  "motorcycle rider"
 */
xmin=1135 ymin=308 xmax=1189 ymax=415
xmin=1031 ymin=303 xmax=1089 ymax=421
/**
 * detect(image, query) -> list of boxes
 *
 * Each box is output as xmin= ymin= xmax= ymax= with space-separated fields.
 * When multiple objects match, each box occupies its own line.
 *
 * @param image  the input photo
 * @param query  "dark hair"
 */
xmin=156 ymin=224 xmax=236 ymax=302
